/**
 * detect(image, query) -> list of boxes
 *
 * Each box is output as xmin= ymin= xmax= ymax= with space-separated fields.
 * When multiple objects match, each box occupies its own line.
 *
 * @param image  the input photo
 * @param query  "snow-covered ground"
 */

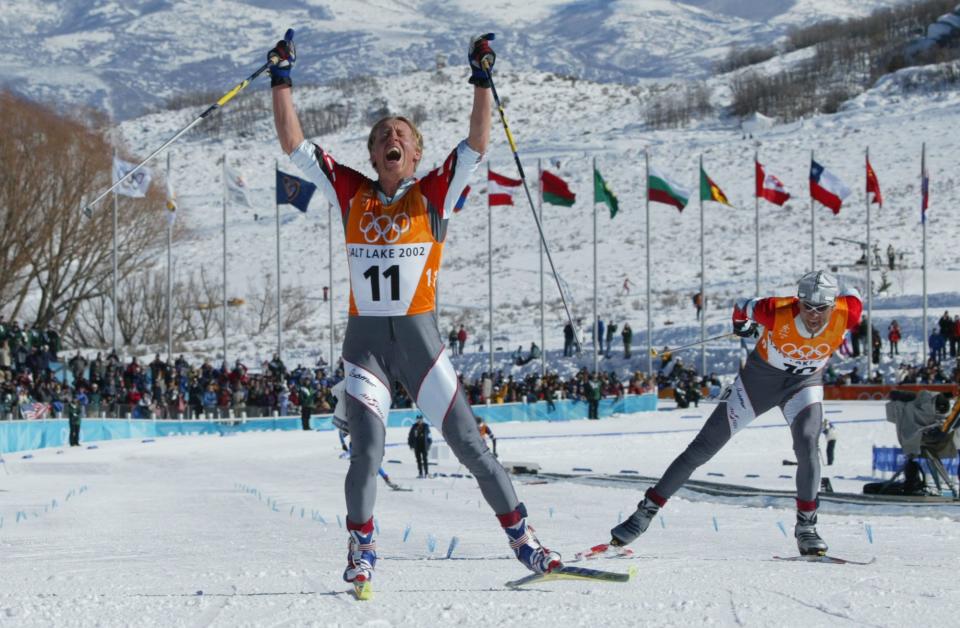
xmin=2 ymin=400 xmax=958 ymax=626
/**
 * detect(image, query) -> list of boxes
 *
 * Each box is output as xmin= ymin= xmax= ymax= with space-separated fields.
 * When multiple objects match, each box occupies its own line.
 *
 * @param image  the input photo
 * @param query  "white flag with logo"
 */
xmin=165 ymin=178 xmax=177 ymax=226
xmin=225 ymin=165 xmax=252 ymax=207
xmin=112 ymin=157 xmax=152 ymax=198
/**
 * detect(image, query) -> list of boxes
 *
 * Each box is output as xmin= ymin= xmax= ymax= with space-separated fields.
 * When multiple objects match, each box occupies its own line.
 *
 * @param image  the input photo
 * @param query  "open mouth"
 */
xmin=386 ymin=147 xmax=402 ymax=163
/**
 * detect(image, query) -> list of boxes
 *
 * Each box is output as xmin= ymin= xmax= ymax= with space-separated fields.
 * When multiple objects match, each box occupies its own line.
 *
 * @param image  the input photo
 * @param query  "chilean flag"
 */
xmin=810 ymin=160 xmax=851 ymax=215
xmin=488 ymin=169 xmax=522 ymax=206
xmin=755 ymin=160 xmax=790 ymax=206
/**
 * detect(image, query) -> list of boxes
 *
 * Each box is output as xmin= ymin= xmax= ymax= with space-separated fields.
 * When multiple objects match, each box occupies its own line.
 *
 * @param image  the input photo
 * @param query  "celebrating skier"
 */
xmin=610 ymin=271 xmax=861 ymax=556
xmin=268 ymin=31 xmax=560 ymax=591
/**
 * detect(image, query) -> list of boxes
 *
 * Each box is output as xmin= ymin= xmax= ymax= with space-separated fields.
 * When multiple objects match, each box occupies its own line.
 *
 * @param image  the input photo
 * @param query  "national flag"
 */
xmin=276 ymin=169 xmax=316 ymax=212
xmin=20 ymin=402 xmax=48 ymax=420
xmin=225 ymin=165 xmax=252 ymax=207
xmin=488 ymin=169 xmax=521 ymax=206
xmin=453 ymin=185 xmax=471 ymax=213
xmin=540 ymin=170 xmax=576 ymax=206
xmin=593 ymin=167 xmax=619 ymax=218
xmin=809 ymin=160 xmax=851 ymax=215
xmin=699 ymin=167 xmax=731 ymax=206
xmin=866 ymin=158 xmax=883 ymax=208
xmin=165 ymin=178 xmax=177 ymax=226
xmin=755 ymin=160 xmax=790 ymax=206
xmin=112 ymin=157 xmax=152 ymax=198
xmin=647 ymin=166 xmax=689 ymax=212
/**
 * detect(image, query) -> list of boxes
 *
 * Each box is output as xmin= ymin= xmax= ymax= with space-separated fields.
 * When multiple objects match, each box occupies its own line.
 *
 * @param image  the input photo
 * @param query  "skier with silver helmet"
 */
xmin=610 ymin=270 xmax=861 ymax=557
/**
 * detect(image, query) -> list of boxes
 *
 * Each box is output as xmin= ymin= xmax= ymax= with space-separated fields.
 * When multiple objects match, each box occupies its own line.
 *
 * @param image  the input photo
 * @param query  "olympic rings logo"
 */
xmin=778 ymin=342 xmax=832 ymax=360
xmin=359 ymin=212 xmax=410 ymax=244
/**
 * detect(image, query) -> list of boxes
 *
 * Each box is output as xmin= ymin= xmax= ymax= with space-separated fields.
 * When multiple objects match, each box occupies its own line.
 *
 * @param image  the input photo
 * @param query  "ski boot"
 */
xmin=795 ymin=508 xmax=828 ymax=556
xmin=610 ymin=488 xmax=663 ymax=546
xmin=343 ymin=518 xmax=377 ymax=585
xmin=499 ymin=503 xmax=562 ymax=573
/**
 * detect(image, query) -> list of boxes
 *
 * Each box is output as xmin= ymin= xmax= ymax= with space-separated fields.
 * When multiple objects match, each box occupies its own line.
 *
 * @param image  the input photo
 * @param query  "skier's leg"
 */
xmin=613 ymin=367 xmax=776 ymax=545
xmin=783 ymin=387 xmax=828 ymax=555
xmin=396 ymin=313 xmax=559 ymax=573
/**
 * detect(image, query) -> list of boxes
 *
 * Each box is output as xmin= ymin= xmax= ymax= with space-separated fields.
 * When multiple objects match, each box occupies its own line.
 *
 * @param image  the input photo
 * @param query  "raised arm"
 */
xmin=267 ymin=31 xmax=304 ymax=155
xmin=466 ymin=34 xmax=496 ymax=155
xmin=273 ymin=85 xmax=305 ymax=155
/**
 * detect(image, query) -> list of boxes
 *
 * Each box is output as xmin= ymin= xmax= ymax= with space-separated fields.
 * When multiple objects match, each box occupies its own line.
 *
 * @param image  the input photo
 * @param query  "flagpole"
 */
xmin=112 ymin=148 xmax=118 ymax=354
xmin=328 ymin=201 xmax=335 ymax=370
xmin=865 ymin=147 xmax=873 ymax=382
xmin=592 ymin=157 xmax=599 ymax=377
xmin=166 ymin=152 xmax=173 ymax=361
xmin=275 ymin=159 xmax=282 ymax=362
xmin=222 ymin=153 xmax=228 ymax=367
xmin=810 ymin=149 xmax=816 ymax=272
xmin=754 ymin=151 xmax=760 ymax=297
xmin=645 ymin=151 xmax=653 ymax=376
xmin=488 ymin=163 xmax=494 ymax=375
xmin=922 ymin=142 xmax=928 ymax=365
xmin=538 ymin=158 xmax=546 ymax=378
xmin=699 ymin=154 xmax=706 ymax=377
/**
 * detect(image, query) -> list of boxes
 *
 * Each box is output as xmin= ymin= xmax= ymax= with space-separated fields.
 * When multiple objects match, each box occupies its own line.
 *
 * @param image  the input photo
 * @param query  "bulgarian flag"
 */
xmin=648 ymin=166 xmax=690 ymax=211
xmin=810 ymin=160 xmax=851 ymax=215
xmin=699 ymin=166 xmax=731 ymax=206
xmin=488 ymin=169 xmax=521 ymax=206
xmin=540 ymin=170 xmax=576 ymax=206
xmin=755 ymin=160 xmax=790 ymax=206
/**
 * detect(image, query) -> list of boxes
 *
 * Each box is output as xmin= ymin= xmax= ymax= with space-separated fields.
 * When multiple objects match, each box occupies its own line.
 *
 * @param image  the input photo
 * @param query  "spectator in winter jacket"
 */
xmin=457 ymin=325 xmax=467 ymax=355
xmin=596 ymin=319 xmax=605 ymax=353
xmin=448 ymin=329 xmax=458 ymax=355
xmin=407 ymin=415 xmax=432 ymax=477
xmin=621 ymin=323 xmax=633 ymax=359
xmin=563 ymin=322 xmax=575 ymax=357
xmin=605 ymin=320 xmax=617 ymax=358
xmin=888 ymin=320 xmax=901 ymax=357
xmin=930 ymin=330 xmax=946 ymax=363
xmin=938 ymin=311 xmax=956 ymax=358
xmin=822 ymin=419 xmax=838 ymax=465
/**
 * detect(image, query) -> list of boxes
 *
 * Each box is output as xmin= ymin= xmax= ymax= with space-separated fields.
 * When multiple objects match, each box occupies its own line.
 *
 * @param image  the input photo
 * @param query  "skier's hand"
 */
xmin=733 ymin=320 xmax=758 ymax=338
xmin=468 ymin=33 xmax=495 ymax=88
xmin=268 ymin=29 xmax=296 ymax=88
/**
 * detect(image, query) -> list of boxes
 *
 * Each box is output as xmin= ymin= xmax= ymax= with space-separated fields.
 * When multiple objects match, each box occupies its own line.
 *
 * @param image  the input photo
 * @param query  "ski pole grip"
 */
xmin=284 ymin=28 xmax=295 ymax=43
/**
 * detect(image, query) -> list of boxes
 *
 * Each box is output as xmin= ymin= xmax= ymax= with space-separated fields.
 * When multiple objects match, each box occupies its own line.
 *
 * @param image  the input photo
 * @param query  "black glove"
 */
xmin=733 ymin=320 xmax=758 ymax=338
xmin=468 ymin=33 xmax=496 ymax=88
xmin=268 ymin=29 xmax=296 ymax=88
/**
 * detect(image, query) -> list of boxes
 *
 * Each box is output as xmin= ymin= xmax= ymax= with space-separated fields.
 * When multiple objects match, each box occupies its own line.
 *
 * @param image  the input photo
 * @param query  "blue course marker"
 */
xmin=864 ymin=523 xmax=874 ymax=544
xmin=403 ymin=524 xmax=412 ymax=543
xmin=427 ymin=534 xmax=437 ymax=554
xmin=446 ymin=536 xmax=459 ymax=559
xmin=776 ymin=521 xmax=787 ymax=537
xmin=712 ymin=516 xmax=719 ymax=532
xmin=572 ymin=467 xmax=593 ymax=472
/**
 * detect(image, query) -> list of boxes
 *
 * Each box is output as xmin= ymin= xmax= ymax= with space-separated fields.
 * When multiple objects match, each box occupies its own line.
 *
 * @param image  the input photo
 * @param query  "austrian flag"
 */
xmin=488 ymin=169 xmax=522 ymax=206
xmin=755 ymin=160 xmax=790 ymax=206
xmin=810 ymin=160 xmax=851 ymax=215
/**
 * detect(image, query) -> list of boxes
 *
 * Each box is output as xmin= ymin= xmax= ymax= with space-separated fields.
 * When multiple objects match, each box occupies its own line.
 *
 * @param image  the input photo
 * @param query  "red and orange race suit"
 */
xmin=735 ymin=294 xmax=862 ymax=375
xmin=290 ymin=139 xmax=479 ymax=317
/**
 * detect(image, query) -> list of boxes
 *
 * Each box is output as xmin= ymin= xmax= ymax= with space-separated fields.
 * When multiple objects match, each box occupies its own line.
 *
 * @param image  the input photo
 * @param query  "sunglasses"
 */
xmin=800 ymin=301 xmax=832 ymax=313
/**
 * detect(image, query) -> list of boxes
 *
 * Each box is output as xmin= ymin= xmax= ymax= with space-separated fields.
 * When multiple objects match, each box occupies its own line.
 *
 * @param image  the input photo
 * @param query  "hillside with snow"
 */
xmin=2 ymin=0 xmax=959 ymax=381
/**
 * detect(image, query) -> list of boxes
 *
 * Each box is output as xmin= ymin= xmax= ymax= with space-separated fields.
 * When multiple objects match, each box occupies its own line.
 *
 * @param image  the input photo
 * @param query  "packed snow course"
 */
xmin=2 ymin=400 xmax=958 ymax=627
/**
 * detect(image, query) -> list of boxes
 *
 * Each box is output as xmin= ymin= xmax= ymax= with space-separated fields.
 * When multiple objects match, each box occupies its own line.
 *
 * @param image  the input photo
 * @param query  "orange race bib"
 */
xmin=344 ymin=182 xmax=443 ymax=316
xmin=756 ymin=297 xmax=851 ymax=374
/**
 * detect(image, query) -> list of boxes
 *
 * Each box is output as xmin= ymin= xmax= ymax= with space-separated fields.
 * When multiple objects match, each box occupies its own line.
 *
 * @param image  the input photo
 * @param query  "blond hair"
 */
xmin=367 ymin=116 xmax=424 ymax=164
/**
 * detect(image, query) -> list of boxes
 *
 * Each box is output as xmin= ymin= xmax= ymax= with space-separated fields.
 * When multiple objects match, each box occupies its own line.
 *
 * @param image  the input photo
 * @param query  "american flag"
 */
xmin=21 ymin=402 xmax=49 ymax=420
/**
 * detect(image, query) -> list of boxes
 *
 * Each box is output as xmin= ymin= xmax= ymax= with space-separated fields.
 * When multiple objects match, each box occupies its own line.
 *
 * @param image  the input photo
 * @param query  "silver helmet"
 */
xmin=797 ymin=271 xmax=839 ymax=306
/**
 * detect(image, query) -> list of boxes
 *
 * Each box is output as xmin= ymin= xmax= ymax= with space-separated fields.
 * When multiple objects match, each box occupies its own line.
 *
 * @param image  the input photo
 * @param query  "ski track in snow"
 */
xmin=1 ymin=401 xmax=958 ymax=626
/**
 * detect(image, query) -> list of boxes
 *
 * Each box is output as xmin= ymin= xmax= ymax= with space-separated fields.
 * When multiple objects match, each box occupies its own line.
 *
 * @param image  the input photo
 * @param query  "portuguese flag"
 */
xmin=540 ymin=170 xmax=576 ymax=206
xmin=648 ymin=166 xmax=690 ymax=212
xmin=699 ymin=166 xmax=731 ymax=206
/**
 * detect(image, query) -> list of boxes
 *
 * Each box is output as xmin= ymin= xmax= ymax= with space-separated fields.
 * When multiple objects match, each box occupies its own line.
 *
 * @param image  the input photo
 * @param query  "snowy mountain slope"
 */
xmin=0 ymin=0 xmax=913 ymax=118
xmin=106 ymin=48 xmax=960 ymax=378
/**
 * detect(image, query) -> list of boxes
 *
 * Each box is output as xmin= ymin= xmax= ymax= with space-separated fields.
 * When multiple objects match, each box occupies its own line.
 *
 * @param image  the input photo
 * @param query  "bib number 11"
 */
xmin=363 ymin=265 xmax=400 ymax=301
